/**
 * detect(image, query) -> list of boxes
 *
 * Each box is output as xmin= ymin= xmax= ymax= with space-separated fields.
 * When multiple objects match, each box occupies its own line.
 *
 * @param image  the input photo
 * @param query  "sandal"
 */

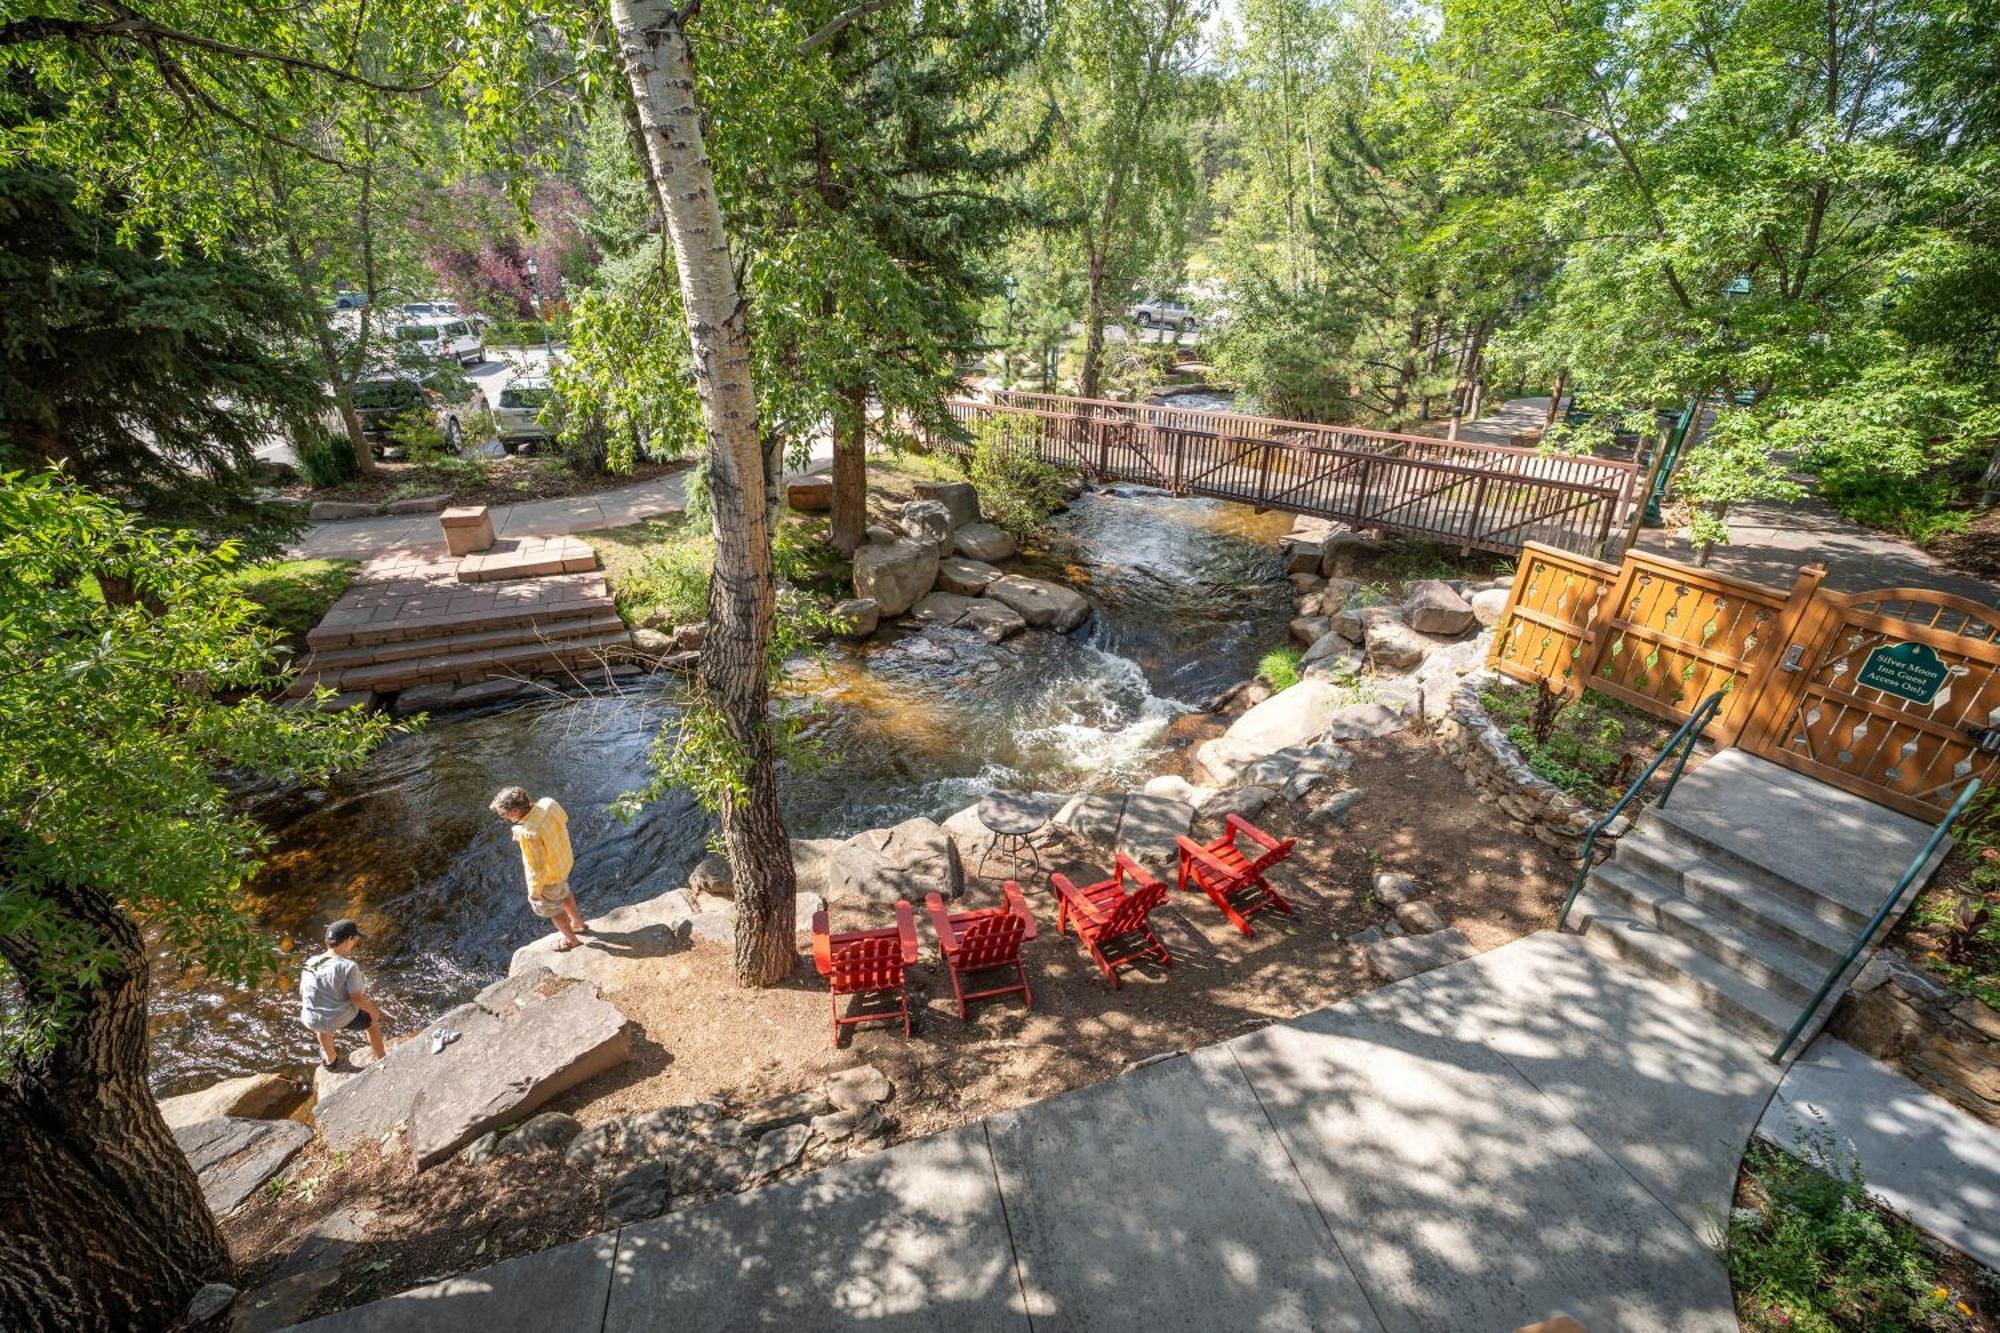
xmin=553 ymin=939 xmax=579 ymax=953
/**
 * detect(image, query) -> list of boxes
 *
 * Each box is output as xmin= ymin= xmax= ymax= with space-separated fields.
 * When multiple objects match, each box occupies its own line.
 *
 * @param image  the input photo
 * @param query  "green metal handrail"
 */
xmin=1557 ymin=688 xmax=1728 ymax=931
xmin=1769 ymin=776 xmax=1982 ymax=1064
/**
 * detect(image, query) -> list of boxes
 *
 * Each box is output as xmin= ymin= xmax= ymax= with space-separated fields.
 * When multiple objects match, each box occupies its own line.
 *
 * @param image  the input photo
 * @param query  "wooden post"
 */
xmin=1728 ymin=562 xmax=1829 ymax=748
xmin=1568 ymin=553 xmax=1639 ymax=699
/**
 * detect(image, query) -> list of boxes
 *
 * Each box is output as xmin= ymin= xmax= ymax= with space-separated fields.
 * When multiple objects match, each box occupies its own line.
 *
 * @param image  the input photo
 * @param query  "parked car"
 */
xmin=493 ymin=378 xmax=557 ymax=451
xmin=350 ymin=372 xmax=489 ymax=458
xmin=394 ymin=316 xmax=486 ymax=366
xmin=1128 ymin=298 xmax=1198 ymax=332
xmin=402 ymin=300 xmax=490 ymax=331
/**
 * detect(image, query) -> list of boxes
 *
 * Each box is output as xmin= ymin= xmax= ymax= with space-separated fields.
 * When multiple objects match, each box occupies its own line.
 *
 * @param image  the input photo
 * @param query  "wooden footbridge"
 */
xmin=928 ymin=391 xmax=1639 ymax=558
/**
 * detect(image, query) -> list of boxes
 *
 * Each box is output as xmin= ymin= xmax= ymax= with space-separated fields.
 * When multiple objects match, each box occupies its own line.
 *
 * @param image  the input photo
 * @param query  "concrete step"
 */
xmin=1610 ymin=830 xmax=1853 ymax=970
xmin=1569 ymin=892 xmax=1798 ymax=1047
xmin=304 ymin=574 xmax=612 ymax=650
xmin=1635 ymin=804 xmax=1874 ymax=936
xmin=1585 ymin=861 xmax=1826 ymax=1004
xmin=299 ymin=611 xmax=628 ymax=674
xmin=323 ymin=630 xmax=636 ymax=693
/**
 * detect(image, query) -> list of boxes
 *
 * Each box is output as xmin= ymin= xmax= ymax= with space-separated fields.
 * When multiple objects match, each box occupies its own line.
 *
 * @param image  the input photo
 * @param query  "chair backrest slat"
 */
xmin=955 ymin=912 xmax=1027 ymax=969
xmin=1098 ymin=879 xmax=1166 ymax=937
xmin=830 ymin=935 xmax=906 ymax=994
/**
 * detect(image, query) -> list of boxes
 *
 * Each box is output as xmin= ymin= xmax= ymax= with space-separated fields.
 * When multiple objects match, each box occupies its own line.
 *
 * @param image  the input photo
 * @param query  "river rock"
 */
xmin=1281 ymin=538 xmax=1323 ymax=575
xmin=1191 ymin=737 xmax=1271 ymax=788
xmin=911 ymin=591 xmax=979 ymax=626
xmin=1365 ymin=927 xmax=1476 ymax=983
xmin=1402 ymin=579 xmax=1477 ymax=636
xmin=159 ymin=1072 xmax=300 ymax=1130
xmin=749 ymin=1123 xmax=812 ymax=1183
xmin=900 ymin=499 xmax=957 ymax=555
xmin=308 ymin=500 xmax=376 ymax=521
xmin=1373 ymin=871 xmax=1422 ymax=906
xmin=1470 ymin=587 xmax=1510 ymax=626
xmin=937 ymin=556 xmax=1003 ymax=596
xmin=1223 ymin=677 xmax=1352 ymax=754
xmin=1331 ymin=596 xmax=1394 ymax=644
xmin=1289 ymin=616 xmax=1332 ymax=646
xmin=497 ymin=1111 xmax=583 ymax=1156
xmin=787 ymin=476 xmax=833 ymax=511
xmin=831 ymin=597 xmax=880 ymax=639
xmin=1289 ymin=571 xmax=1327 ymax=595
xmin=1319 ymin=524 xmax=1381 ymax=575
xmin=866 ymin=523 xmax=898 ymax=544
xmin=954 ymin=522 xmax=1018 ymax=562
xmin=313 ymin=968 xmax=631 ymax=1169
xmin=631 ymin=627 xmax=673 ymax=656
xmin=1116 ymin=793 xmax=1195 ymax=865
xmin=1142 ymin=774 xmax=1216 ymax=809
xmin=913 ymin=480 xmax=980 ymax=529
xmin=1300 ymin=632 xmax=1364 ymax=678
xmin=1204 ymin=786 xmax=1276 ymax=822
xmin=852 ymin=541 xmax=938 ymax=617
xmin=828 ymin=817 xmax=963 ymax=905
xmin=960 ymin=599 xmax=1027 ymax=642
xmin=172 ymin=1117 xmax=312 ymax=1215
xmin=1057 ymin=791 xmax=1127 ymax=848
xmin=185 ymin=1282 xmax=238 ymax=1324
xmin=1395 ymin=900 xmax=1447 ymax=934
xmin=1365 ymin=616 xmax=1430 ymax=670
xmin=983 ymin=574 xmax=1089 ymax=632
xmin=606 ymin=1160 xmax=670 ymax=1225
xmin=825 ymin=1064 xmax=895 ymax=1111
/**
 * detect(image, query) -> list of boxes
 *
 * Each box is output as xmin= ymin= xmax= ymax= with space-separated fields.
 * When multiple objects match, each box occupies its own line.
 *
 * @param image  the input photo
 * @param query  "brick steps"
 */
xmin=306 ymin=574 xmax=612 ymax=650
xmin=300 ymin=611 xmax=628 ymax=675
xmin=316 ymin=630 xmax=638 ymax=694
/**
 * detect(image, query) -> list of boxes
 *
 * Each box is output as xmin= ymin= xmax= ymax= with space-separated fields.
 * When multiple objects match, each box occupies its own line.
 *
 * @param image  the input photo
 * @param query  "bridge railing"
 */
xmin=990 ymin=389 xmax=1639 ymax=503
xmin=930 ymin=398 xmax=1625 ymax=559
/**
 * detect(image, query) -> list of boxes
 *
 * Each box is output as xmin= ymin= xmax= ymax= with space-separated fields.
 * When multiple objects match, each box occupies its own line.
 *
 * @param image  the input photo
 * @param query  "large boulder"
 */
xmin=830 ymin=597 xmax=880 ymax=639
xmin=1115 ymin=793 xmax=1195 ymax=866
xmin=1142 ymin=774 xmax=1216 ymax=809
xmin=159 ymin=1072 xmax=300 ymax=1130
xmin=313 ymin=968 xmax=632 ymax=1169
xmin=936 ymin=556 xmax=1003 ymax=596
xmin=828 ymin=817 xmax=964 ymax=906
xmin=1402 ymin=579 xmax=1477 ymax=636
xmin=1470 ymin=587 xmax=1510 ymax=627
xmin=172 ymin=1117 xmax=313 ymax=1215
xmin=852 ymin=541 xmax=938 ymax=617
xmin=983 ymin=574 xmax=1090 ymax=632
xmin=1280 ymin=538 xmax=1324 ymax=576
xmin=1365 ymin=616 xmax=1431 ymax=670
xmin=1289 ymin=615 xmax=1333 ymax=647
xmin=787 ymin=476 xmax=833 ymax=511
xmin=909 ymin=591 xmax=1025 ymax=642
xmin=1318 ymin=524 xmax=1381 ymax=576
xmin=1320 ymin=701 xmax=1409 ymax=742
xmin=912 ymin=480 xmax=981 ymax=529
xmin=899 ymin=500 xmax=957 ymax=555
xmin=1222 ymin=677 xmax=1352 ymax=754
xmin=953 ymin=522 xmax=1017 ymax=562
xmin=1191 ymin=737 xmax=1272 ymax=788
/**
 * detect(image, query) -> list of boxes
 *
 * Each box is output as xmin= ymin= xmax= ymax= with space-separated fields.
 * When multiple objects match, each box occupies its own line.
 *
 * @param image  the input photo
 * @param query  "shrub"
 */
xmin=296 ymin=426 xmax=357 ymax=489
xmin=1257 ymin=646 xmax=1302 ymax=692
xmin=1816 ymin=471 xmax=1973 ymax=546
xmin=1723 ymin=1138 xmax=1977 ymax=1332
xmin=484 ymin=319 xmax=564 ymax=347
xmin=223 ymin=559 xmax=357 ymax=639
xmin=967 ymin=417 xmax=1074 ymax=539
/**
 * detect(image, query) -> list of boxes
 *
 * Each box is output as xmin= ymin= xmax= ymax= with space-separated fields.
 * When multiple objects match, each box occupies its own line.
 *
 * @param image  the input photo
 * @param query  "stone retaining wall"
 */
xmin=1431 ymin=673 xmax=1619 ymax=862
xmin=1831 ymin=948 xmax=2000 ymax=1129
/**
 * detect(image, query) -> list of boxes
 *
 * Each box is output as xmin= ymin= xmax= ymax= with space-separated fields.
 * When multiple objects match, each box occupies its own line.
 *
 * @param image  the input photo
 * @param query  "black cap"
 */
xmin=326 ymin=919 xmax=364 ymax=946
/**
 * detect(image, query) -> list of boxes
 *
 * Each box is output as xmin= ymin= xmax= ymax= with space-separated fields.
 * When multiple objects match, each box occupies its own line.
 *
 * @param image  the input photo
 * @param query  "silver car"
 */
xmin=1129 ymin=298 xmax=1197 ymax=332
xmin=493 ymin=379 xmax=556 ymax=451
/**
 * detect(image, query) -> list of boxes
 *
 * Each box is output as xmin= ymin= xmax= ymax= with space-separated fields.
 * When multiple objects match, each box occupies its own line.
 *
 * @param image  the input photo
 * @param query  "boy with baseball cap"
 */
xmin=298 ymin=919 xmax=387 ymax=1068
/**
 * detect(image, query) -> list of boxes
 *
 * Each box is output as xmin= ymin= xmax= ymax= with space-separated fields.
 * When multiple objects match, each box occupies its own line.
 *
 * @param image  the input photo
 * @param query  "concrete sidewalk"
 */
xmin=289 ymin=930 xmax=1782 ymax=1332
xmin=1759 ymin=1036 xmax=2000 ymax=1271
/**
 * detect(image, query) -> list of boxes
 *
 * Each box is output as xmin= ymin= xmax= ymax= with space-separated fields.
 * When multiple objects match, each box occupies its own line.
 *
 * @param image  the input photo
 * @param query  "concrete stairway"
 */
xmin=1567 ymin=749 xmax=1943 ymax=1053
xmin=292 ymin=571 xmax=632 ymax=699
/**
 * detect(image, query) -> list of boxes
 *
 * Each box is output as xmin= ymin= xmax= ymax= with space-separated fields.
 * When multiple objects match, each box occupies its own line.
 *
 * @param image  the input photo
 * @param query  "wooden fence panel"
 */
xmin=1488 ymin=545 xmax=1619 ymax=690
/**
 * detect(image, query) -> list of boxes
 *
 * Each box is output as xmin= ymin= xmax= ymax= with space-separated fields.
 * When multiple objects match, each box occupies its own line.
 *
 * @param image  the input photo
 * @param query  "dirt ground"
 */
xmin=220 ymin=730 xmax=1575 ymax=1322
xmin=286 ymin=455 xmax=686 ymax=510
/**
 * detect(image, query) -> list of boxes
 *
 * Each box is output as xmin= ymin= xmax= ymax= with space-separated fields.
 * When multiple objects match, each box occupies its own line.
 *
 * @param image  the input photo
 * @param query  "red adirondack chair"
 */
xmin=811 ymin=900 xmax=919 ymax=1046
xmin=1176 ymin=813 xmax=1296 ymax=935
xmin=1050 ymin=854 xmax=1172 ymax=989
xmin=926 ymin=882 xmax=1037 ymax=1020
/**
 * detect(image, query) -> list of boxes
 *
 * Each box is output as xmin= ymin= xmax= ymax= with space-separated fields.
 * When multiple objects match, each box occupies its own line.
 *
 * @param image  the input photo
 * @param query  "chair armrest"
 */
xmin=1226 ymin=812 xmax=1282 ymax=851
xmin=1176 ymin=835 xmax=1241 ymax=881
xmin=925 ymin=891 xmax=959 ymax=956
xmin=895 ymin=900 xmax=919 ymax=964
xmin=1113 ymin=853 xmax=1163 ymax=892
xmin=811 ymin=905 xmax=833 ymax=977
xmin=1002 ymin=880 xmax=1037 ymax=940
xmin=1051 ymin=873 xmax=1111 ymax=925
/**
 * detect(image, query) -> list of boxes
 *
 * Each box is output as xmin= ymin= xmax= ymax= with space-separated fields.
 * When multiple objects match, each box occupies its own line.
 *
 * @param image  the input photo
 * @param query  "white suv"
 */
xmin=1129 ymin=298 xmax=1197 ymax=332
xmin=395 ymin=317 xmax=485 ymax=367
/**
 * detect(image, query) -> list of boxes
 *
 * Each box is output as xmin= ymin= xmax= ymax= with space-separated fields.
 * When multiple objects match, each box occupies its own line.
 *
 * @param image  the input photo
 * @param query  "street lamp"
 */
xmin=523 ymin=254 xmax=553 ymax=360
xmin=1002 ymin=274 xmax=1018 ymax=390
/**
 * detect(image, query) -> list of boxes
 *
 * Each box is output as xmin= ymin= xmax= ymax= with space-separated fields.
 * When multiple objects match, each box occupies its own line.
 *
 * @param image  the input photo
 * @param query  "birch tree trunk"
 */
xmin=610 ymin=0 xmax=796 ymax=986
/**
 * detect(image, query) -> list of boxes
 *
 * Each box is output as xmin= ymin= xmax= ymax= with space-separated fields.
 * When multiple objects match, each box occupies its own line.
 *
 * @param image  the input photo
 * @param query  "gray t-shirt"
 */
xmin=299 ymin=952 xmax=362 ymax=1033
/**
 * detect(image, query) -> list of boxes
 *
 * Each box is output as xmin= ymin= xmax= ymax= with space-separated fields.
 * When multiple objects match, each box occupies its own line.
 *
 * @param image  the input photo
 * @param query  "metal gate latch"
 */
xmin=1966 ymin=725 xmax=2000 ymax=755
xmin=1781 ymin=644 xmax=1807 ymax=671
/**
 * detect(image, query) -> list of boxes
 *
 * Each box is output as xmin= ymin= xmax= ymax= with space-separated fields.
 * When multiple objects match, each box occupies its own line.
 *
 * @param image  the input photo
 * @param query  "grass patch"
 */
xmin=1257 ymin=645 xmax=1302 ymax=691
xmin=225 ymin=559 xmax=357 ymax=638
xmin=1724 ymin=1137 xmax=1990 ymax=1332
xmin=1478 ymin=679 xmax=1683 ymax=808
xmin=594 ymin=512 xmax=851 ymax=629
xmin=1364 ymin=539 xmax=1515 ymax=586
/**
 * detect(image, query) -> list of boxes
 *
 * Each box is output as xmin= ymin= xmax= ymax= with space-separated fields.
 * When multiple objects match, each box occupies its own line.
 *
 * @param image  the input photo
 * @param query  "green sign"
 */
xmin=1855 ymin=641 xmax=1951 ymax=704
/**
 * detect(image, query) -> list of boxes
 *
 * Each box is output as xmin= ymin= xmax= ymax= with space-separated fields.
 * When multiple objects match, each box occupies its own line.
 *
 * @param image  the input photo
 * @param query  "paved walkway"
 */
xmin=1759 ymin=1036 xmax=2000 ymax=1271
xmin=290 ymin=474 xmax=692 ymax=562
xmin=291 ymin=930 xmax=1782 ymax=1332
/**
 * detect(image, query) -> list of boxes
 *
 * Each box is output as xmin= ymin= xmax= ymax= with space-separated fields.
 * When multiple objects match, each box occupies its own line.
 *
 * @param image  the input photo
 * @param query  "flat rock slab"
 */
xmin=1227 ymin=970 xmax=1739 ymax=1332
xmin=508 ymin=889 xmax=696 ymax=991
xmin=828 ymin=817 xmax=964 ymax=905
xmin=954 ymin=522 xmax=1017 ymax=562
xmin=1114 ymin=793 xmax=1195 ymax=867
xmin=285 ymin=1232 xmax=618 ymax=1333
xmin=313 ymin=967 xmax=631 ymax=1169
xmin=1222 ymin=677 xmax=1349 ymax=754
xmin=982 ymin=574 xmax=1088 ymax=632
xmin=1320 ymin=701 xmax=1408 ymax=742
xmin=604 ymin=1125 xmax=1023 ymax=1333
xmin=936 ymin=556 xmax=1003 ymax=596
xmin=160 ymin=1072 xmax=300 ymax=1129
xmin=1364 ymin=926 xmax=1478 ymax=982
xmin=987 ymin=1048 xmax=1382 ymax=1331
xmin=172 ymin=1117 xmax=312 ymax=1216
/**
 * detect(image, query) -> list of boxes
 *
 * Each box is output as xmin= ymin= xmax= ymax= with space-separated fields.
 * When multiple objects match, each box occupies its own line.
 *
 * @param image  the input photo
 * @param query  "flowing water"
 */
xmin=148 ymin=490 xmax=1295 ymax=1093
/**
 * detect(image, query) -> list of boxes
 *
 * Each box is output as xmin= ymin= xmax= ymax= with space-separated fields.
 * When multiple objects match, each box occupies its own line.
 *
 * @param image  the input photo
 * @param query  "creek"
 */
xmin=148 ymin=489 xmax=1295 ymax=1093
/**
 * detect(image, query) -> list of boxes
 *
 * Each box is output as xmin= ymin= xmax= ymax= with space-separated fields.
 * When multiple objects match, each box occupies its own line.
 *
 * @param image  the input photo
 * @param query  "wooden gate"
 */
xmin=1737 ymin=588 xmax=2000 ymax=820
